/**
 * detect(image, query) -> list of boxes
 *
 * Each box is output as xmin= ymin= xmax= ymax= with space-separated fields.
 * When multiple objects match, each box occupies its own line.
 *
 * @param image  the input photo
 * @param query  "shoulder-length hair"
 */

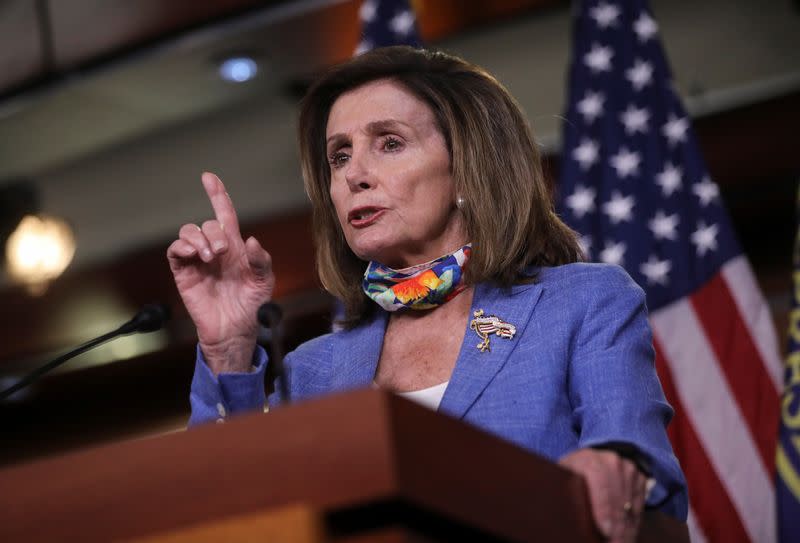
xmin=298 ymin=46 xmax=581 ymax=327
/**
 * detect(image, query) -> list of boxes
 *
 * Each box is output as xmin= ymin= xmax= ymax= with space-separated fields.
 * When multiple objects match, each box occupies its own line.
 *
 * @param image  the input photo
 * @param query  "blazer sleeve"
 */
xmin=567 ymin=265 xmax=688 ymax=520
xmin=188 ymin=344 xmax=268 ymax=426
xmin=188 ymin=329 xmax=340 ymax=426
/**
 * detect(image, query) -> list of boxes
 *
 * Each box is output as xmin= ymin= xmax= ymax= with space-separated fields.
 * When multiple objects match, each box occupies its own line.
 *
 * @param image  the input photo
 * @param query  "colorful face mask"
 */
xmin=362 ymin=245 xmax=471 ymax=312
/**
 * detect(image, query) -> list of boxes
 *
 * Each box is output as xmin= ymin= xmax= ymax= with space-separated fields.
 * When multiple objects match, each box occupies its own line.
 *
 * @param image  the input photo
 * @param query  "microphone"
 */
xmin=0 ymin=304 xmax=171 ymax=401
xmin=117 ymin=303 xmax=171 ymax=334
xmin=257 ymin=302 xmax=290 ymax=405
xmin=257 ymin=302 xmax=283 ymax=329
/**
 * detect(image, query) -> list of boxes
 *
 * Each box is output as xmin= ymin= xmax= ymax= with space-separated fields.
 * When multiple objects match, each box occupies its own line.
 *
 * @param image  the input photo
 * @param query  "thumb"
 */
xmin=244 ymin=236 xmax=272 ymax=277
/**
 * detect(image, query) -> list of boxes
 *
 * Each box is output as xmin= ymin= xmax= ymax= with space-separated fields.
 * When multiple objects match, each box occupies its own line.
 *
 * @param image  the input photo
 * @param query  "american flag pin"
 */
xmin=469 ymin=309 xmax=516 ymax=352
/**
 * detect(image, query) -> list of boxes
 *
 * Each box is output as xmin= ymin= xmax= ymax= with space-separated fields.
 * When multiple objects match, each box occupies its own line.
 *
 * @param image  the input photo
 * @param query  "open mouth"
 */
xmin=348 ymin=207 xmax=385 ymax=227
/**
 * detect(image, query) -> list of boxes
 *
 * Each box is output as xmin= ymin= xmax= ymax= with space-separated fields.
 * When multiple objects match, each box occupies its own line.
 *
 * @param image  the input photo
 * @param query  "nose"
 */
xmin=344 ymin=149 xmax=374 ymax=192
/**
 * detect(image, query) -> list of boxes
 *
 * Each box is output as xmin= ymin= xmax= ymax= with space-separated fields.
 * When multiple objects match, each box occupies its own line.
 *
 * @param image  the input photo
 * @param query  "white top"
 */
xmin=394 ymin=381 xmax=449 ymax=411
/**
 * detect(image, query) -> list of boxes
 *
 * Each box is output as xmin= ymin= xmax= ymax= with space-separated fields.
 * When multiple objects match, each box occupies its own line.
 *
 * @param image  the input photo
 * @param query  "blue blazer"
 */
xmin=190 ymin=263 xmax=688 ymax=520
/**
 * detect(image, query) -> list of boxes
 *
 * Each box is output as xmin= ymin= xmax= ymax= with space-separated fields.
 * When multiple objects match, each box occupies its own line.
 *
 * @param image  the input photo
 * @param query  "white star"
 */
xmin=577 ymin=91 xmax=605 ymax=124
xmin=599 ymin=240 xmax=627 ymax=266
xmin=626 ymin=59 xmax=654 ymax=91
xmin=578 ymin=235 xmax=593 ymax=257
xmin=584 ymin=43 xmax=614 ymax=73
xmin=691 ymin=221 xmax=719 ymax=256
xmin=663 ymin=113 xmax=689 ymax=146
xmin=602 ymin=191 xmax=635 ymax=224
xmin=648 ymin=210 xmax=679 ymax=240
xmin=565 ymin=185 xmax=597 ymax=218
xmin=640 ymin=255 xmax=671 ymax=285
xmin=610 ymin=147 xmax=641 ymax=178
xmin=389 ymin=10 xmax=415 ymax=36
xmin=572 ymin=138 xmax=600 ymax=170
xmin=590 ymin=2 xmax=621 ymax=28
xmin=359 ymin=0 xmax=377 ymax=22
xmin=634 ymin=12 xmax=658 ymax=42
xmin=354 ymin=40 xmax=372 ymax=56
xmin=693 ymin=177 xmax=719 ymax=206
xmin=655 ymin=162 xmax=683 ymax=196
xmin=620 ymin=104 xmax=650 ymax=135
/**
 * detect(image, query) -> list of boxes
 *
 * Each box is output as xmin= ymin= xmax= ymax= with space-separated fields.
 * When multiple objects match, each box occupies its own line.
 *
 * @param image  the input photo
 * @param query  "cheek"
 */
xmin=329 ymin=181 xmax=347 ymax=223
xmin=414 ymin=170 xmax=454 ymax=208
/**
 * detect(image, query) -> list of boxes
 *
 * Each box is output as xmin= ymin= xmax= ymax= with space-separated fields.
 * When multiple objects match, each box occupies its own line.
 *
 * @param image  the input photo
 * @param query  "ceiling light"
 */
xmin=219 ymin=56 xmax=258 ymax=83
xmin=5 ymin=214 xmax=75 ymax=295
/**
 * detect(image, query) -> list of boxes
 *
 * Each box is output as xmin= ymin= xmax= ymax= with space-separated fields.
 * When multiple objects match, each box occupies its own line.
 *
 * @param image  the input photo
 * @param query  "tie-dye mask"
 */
xmin=362 ymin=244 xmax=471 ymax=312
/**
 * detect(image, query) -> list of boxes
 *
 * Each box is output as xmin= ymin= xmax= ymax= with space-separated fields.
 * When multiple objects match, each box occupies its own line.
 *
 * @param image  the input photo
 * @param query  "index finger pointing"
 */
xmin=201 ymin=172 xmax=241 ymax=237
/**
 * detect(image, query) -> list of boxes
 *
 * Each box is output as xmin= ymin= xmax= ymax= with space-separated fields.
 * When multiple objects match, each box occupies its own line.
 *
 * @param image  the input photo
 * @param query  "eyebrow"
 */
xmin=326 ymin=119 xmax=412 ymax=151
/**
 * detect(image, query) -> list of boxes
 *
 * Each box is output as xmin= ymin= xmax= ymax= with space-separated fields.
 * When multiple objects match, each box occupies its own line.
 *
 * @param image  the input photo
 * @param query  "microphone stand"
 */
xmin=0 ymin=304 xmax=170 ymax=401
xmin=257 ymin=302 xmax=290 ymax=405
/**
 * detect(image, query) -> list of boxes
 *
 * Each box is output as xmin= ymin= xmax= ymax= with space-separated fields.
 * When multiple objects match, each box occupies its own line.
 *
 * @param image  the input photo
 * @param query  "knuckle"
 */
xmin=607 ymin=454 xmax=626 ymax=473
xmin=201 ymin=219 xmax=219 ymax=231
xmin=179 ymin=223 xmax=200 ymax=237
xmin=608 ymin=451 xmax=624 ymax=465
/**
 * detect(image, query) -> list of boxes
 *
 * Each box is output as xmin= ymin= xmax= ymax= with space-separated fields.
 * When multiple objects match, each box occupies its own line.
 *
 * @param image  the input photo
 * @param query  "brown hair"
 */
xmin=298 ymin=46 xmax=581 ymax=327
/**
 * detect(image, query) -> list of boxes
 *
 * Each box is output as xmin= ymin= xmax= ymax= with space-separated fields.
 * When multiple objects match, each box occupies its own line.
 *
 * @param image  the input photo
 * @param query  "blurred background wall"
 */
xmin=1 ymin=0 xmax=798 ymax=466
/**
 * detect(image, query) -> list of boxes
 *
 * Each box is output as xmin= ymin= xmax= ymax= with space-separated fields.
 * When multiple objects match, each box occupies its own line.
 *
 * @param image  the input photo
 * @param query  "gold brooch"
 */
xmin=469 ymin=309 xmax=516 ymax=352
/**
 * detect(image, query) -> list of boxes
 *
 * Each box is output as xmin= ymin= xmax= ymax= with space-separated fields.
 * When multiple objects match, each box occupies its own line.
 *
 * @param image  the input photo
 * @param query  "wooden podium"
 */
xmin=0 ymin=389 xmax=688 ymax=542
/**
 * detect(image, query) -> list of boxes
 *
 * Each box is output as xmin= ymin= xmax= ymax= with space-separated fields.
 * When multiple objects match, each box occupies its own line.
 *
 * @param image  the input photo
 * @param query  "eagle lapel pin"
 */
xmin=469 ymin=309 xmax=516 ymax=352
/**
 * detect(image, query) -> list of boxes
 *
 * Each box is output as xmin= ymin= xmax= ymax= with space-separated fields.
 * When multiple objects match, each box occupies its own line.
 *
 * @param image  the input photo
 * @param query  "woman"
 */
xmin=168 ymin=46 xmax=687 ymax=541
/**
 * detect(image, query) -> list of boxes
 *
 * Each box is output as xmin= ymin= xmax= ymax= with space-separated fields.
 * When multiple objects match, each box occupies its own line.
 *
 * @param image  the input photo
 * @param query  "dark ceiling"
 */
xmin=0 ymin=0 xmax=287 ymax=99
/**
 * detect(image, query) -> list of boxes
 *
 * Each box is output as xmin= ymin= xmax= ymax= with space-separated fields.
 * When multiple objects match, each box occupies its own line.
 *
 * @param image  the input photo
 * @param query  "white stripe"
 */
xmin=651 ymin=299 xmax=776 ymax=543
xmin=721 ymin=256 xmax=783 ymax=392
xmin=686 ymin=508 xmax=708 ymax=543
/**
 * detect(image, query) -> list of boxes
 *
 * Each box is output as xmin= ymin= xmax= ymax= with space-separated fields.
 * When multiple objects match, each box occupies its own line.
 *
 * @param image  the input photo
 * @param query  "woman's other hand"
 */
xmin=559 ymin=448 xmax=647 ymax=542
xmin=167 ymin=172 xmax=274 ymax=375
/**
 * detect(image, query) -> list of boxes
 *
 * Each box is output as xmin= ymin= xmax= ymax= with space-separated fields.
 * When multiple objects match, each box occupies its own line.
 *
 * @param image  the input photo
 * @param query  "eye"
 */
xmin=382 ymin=137 xmax=403 ymax=152
xmin=328 ymin=150 xmax=350 ymax=169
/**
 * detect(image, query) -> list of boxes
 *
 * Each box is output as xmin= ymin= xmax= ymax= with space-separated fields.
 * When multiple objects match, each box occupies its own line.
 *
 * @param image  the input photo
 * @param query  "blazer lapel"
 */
xmin=439 ymin=281 xmax=544 ymax=419
xmin=330 ymin=311 xmax=387 ymax=391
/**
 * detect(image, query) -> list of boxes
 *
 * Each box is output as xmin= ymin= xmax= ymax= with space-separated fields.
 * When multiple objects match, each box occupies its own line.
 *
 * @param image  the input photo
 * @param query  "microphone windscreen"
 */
xmin=257 ymin=302 xmax=283 ymax=328
xmin=131 ymin=304 xmax=171 ymax=332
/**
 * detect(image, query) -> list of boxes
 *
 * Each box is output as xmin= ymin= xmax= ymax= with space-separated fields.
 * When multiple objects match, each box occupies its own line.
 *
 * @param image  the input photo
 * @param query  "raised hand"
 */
xmin=167 ymin=172 xmax=274 ymax=375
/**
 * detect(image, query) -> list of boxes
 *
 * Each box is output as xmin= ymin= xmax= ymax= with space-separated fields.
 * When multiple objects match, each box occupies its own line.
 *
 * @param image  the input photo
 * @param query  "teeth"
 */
xmin=356 ymin=210 xmax=375 ymax=221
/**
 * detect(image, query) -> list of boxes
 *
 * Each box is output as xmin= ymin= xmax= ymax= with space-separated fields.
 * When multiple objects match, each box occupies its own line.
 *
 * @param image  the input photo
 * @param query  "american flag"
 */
xmin=557 ymin=1 xmax=782 ymax=541
xmin=777 ymin=186 xmax=800 ymax=543
xmin=354 ymin=0 xmax=422 ymax=56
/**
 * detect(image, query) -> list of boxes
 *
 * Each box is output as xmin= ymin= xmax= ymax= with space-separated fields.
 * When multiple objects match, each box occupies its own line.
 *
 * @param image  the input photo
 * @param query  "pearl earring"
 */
xmin=456 ymin=195 xmax=465 ymax=209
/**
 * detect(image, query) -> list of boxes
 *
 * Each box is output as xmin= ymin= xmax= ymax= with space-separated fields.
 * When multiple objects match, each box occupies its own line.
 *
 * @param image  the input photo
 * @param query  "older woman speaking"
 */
xmin=168 ymin=46 xmax=687 ymax=542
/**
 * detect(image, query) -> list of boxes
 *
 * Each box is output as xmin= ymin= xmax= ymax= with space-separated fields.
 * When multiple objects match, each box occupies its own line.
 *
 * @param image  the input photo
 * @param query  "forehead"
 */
xmin=325 ymin=78 xmax=436 ymax=136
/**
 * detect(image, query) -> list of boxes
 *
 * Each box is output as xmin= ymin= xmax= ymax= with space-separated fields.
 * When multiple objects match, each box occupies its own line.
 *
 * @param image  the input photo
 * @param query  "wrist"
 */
xmin=590 ymin=441 xmax=653 ymax=477
xmin=199 ymin=336 xmax=257 ymax=376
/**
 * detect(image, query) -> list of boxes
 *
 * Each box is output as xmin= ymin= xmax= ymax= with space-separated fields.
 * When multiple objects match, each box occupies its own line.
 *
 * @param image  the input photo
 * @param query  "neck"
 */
xmin=390 ymin=286 xmax=474 ymax=322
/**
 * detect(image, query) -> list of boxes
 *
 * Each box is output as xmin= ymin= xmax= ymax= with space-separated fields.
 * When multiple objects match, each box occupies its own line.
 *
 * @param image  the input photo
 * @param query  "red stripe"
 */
xmin=689 ymin=272 xmax=780 ymax=475
xmin=654 ymin=335 xmax=751 ymax=543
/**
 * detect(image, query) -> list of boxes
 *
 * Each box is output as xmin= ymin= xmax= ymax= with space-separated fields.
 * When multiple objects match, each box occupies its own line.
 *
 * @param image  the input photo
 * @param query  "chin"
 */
xmin=346 ymin=231 xmax=389 ymax=260
xmin=350 ymin=246 xmax=390 ymax=265
xmin=348 ymin=240 xmax=401 ymax=267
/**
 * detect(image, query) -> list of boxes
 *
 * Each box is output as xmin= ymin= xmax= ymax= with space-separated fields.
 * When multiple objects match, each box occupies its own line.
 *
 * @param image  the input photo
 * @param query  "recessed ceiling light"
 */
xmin=218 ymin=56 xmax=258 ymax=83
xmin=6 ymin=214 xmax=76 ymax=295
